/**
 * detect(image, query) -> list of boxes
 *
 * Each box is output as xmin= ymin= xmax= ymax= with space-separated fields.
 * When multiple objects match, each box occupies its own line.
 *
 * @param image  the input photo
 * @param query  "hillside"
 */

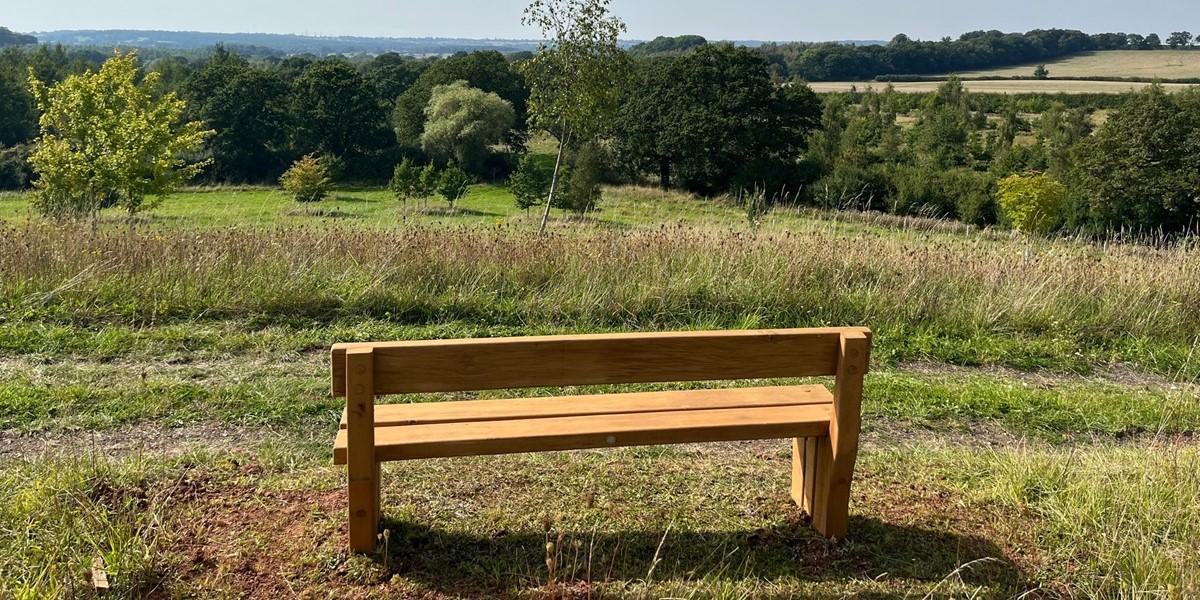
xmin=953 ymin=49 xmax=1200 ymax=80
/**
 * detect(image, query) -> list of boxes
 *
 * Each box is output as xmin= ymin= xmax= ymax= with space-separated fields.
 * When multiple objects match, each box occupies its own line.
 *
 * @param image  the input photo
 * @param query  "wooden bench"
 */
xmin=330 ymin=327 xmax=871 ymax=552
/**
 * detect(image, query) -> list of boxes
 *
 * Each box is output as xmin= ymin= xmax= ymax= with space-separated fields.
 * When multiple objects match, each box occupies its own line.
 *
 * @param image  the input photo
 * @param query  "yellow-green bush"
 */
xmin=997 ymin=172 xmax=1067 ymax=234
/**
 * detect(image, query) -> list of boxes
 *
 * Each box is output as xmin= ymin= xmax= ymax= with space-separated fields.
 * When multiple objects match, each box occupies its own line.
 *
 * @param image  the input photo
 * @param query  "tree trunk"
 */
xmin=538 ymin=128 xmax=569 ymax=235
xmin=658 ymin=157 xmax=671 ymax=191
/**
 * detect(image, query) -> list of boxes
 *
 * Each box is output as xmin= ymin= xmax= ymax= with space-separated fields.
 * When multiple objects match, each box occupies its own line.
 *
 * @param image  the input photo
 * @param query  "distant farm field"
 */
xmin=955 ymin=50 xmax=1200 ymax=79
xmin=808 ymin=79 xmax=1198 ymax=94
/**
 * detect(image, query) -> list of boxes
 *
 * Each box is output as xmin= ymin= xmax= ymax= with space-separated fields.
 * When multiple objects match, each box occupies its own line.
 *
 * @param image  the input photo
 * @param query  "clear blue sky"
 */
xmin=6 ymin=0 xmax=1195 ymax=41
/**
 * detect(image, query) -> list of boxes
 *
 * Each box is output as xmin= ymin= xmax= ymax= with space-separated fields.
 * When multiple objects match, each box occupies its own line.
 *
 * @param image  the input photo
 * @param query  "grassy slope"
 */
xmin=2 ymin=184 xmax=1199 ymax=597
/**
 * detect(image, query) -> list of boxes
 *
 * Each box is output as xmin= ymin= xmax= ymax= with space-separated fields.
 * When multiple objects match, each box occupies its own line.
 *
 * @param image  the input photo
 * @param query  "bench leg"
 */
xmin=345 ymin=347 xmax=379 ymax=553
xmin=794 ymin=331 xmax=869 ymax=539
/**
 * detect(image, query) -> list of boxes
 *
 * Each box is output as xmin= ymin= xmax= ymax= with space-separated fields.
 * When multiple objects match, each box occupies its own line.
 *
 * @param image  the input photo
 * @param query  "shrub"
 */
xmin=418 ymin=164 xmax=440 ymax=201
xmin=279 ymin=154 xmax=331 ymax=203
xmin=389 ymin=158 xmax=423 ymax=205
xmin=997 ymin=172 xmax=1067 ymax=234
xmin=436 ymin=165 xmax=472 ymax=207
xmin=561 ymin=142 xmax=603 ymax=214
xmin=509 ymin=153 xmax=552 ymax=212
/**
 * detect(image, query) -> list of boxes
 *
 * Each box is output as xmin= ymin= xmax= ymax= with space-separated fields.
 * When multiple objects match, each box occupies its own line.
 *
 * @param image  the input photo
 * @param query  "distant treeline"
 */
xmin=32 ymin=30 xmax=550 ymax=56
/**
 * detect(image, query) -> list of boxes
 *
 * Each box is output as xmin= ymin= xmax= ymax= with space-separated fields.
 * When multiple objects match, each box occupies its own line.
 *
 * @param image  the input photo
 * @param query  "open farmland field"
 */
xmin=808 ymin=79 xmax=1198 ymax=94
xmin=954 ymin=49 xmax=1200 ymax=79
xmin=2 ymin=184 xmax=1200 ymax=598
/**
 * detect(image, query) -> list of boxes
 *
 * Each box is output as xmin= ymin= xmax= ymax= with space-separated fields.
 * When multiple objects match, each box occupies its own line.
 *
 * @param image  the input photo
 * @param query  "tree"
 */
xmin=418 ymin=163 xmax=440 ymax=203
xmin=561 ymin=142 xmax=602 ymax=213
xmin=1167 ymin=32 xmax=1194 ymax=48
xmin=185 ymin=48 xmax=289 ymax=182
xmin=521 ymin=0 xmax=630 ymax=232
xmin=393 ymin=52 xmax=528 ymax=148
xmin=389 ymin=158 xmax=423 ymax=205
xmin=1144 ymin=33 xmax=1162 ymax=49
xmin=616 ymin=45 xmax=821 ymax=196
xmin=1070 ymin=87 xmax=1200 ymax=233
xmin=1033 ymin=64 xmax=1049 ymax=79
xmin=997 ymin=173 xmax=1066 ymax=234
xmin=0 ymin=70 xmax=34 ymax=145
xmin=363 ymin=53 xmax=427 ymax=105
xmin=279 ymin=154 xmax=331 ymax=203
xmin=420 ymin=81 xmax=515 ymax=175
xmin=289 ymin=58 xmax=391 ymax=177
xmin=26 ymin=51 xmax=212 ymax=219
xmin=509 ymin=153 xmax=554 ymax=212
xmin=436 ymin=165 xmax=472 ymax=207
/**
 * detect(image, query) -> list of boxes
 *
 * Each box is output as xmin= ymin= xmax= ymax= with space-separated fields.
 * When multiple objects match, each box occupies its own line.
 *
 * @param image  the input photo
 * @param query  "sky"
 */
xmin=5 ymin=0 xmax=1196 ymax=42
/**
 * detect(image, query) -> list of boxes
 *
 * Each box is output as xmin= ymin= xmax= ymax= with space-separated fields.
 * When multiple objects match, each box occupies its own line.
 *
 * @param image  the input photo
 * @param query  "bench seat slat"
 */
xmin=339 ymin=385 xmax=832 ymax=429
xmin=333 ymin=403 xmax=832 ymax=463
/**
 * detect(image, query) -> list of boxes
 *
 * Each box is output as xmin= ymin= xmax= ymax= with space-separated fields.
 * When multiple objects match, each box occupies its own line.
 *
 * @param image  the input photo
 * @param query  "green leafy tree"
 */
xmin=509 ymin=153 xmax=554 ymax=212
xmin=0 ymin=70 xmax=34 ymax=146
xmin=560 ymin=142 xmax=602 ymax=213
xmin=418 ymin=163 xmax=440 ymax=203
xmin=26 ymin=51 xmax=212 ymax=219
xmin=436 ymin=165 xmax=472 ymax=207
xmin=363 ymin=52 xmax=428 ymax=106
xmin=997 ymin=172 xmax=1066 ymax=234
xmin=185 ymin=48 xmax=289 ymax=182
xmin=279 ymin=154 xmax=331 ymax=203
xmin=289 ymin=58 xmax=391 ymax=176
xmin=389 ymin=158 xmax=423 ymax=205
xmin=393 ymin=51 xmax=528 ymax=148
xmin=1167 ymin=32 xmax=1194 ymax=48
xmin=420 ymin=81 xmax=515 ymax=175
xmin=614 ymin=45 xmax=821 ymax=196
xmin=1070 ymin=87 xmax=1200 ymax=233
xmin=1033 ymin=64 xmax=1049 ymax=79
xmin=521 ymin=0 xmax=630 ymax=232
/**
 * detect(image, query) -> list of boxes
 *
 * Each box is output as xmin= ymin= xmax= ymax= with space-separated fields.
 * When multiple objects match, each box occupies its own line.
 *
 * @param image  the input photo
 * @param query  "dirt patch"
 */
xmin=151 ymin=461 xmax=1051 ymax=599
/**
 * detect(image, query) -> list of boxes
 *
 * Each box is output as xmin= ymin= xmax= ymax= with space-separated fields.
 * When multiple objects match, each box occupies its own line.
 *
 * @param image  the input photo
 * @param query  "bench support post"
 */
xmin=792 ymin=330 xmax=869 ymax=538
xmin=345 ymin=347 xmax=379 ymax=552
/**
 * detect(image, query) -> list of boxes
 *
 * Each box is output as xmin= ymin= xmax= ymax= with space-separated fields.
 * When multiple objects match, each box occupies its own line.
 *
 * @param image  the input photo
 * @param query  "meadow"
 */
xmin=807 ymin=79 xmax=1196 ymax=94
xmin=2 ymin=184 xmax=1199 ymax=598
xmin=955 ymin=50 xmax=1200 ymax=80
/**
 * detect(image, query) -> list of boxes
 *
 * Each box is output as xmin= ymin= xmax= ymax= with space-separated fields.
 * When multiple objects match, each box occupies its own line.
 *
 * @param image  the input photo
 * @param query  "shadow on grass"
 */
xmin=376 ymin=513 xmax=1027 ymax=597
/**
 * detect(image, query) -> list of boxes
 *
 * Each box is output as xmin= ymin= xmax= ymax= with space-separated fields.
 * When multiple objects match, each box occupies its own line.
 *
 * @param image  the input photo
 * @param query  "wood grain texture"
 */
xmin=331 ymin=327 xmax=870 ymax=396
xmin=339 ymin=385 xmax=832 ymax=428
xmin=344 ymin=347 xmax=378 ymax=552
xmin=811 ymin=330 xmax=870 ymax=538
xmin=334 ymin=404 xmax=832 ymax=463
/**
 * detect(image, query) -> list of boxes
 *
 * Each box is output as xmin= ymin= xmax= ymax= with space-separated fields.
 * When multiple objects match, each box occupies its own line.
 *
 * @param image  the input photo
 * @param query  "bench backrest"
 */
xmin=331 ymin=327 xmax=871 ymax=396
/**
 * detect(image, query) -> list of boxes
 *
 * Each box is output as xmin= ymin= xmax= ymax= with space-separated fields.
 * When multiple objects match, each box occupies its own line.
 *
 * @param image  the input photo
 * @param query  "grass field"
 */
xmin=2 ymin=184 xmax=1199 ymax=598
xmin=955 ymin=50 xmax=1200 ymax=80
xmin=807 ymin=79 xmax=1198 ymax=94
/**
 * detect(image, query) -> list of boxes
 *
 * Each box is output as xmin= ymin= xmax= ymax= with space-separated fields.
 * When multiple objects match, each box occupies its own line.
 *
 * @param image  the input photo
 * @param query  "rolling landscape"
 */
xmin=1 ymin=4 xmax=1199 ymax=599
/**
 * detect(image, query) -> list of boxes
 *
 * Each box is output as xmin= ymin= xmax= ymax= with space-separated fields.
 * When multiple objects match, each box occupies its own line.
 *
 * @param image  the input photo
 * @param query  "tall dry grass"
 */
xmin=1 ymin=221 xmax=1197 ymax=354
